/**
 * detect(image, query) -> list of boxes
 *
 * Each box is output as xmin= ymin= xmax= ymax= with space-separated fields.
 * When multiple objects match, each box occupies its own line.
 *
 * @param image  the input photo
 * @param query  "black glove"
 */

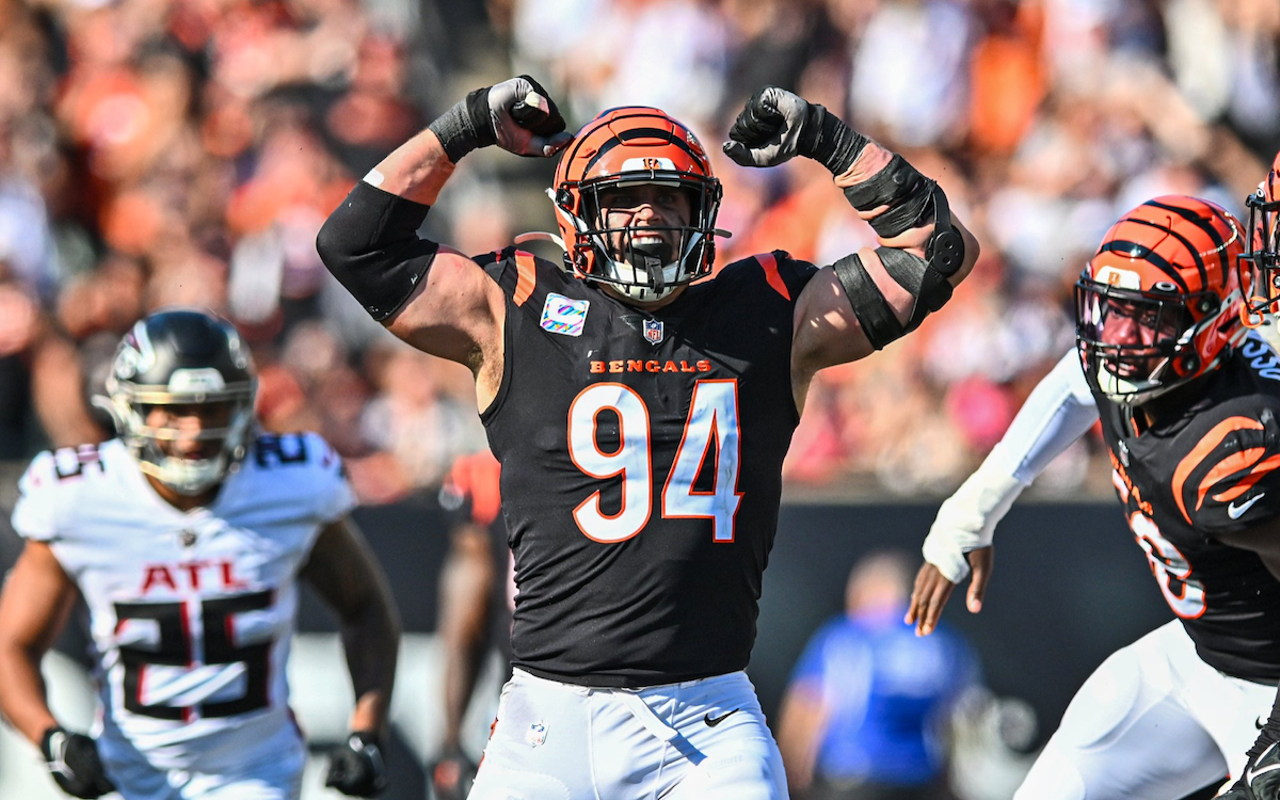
xmin=324 ymin=731 xmax=388 ymax=797
xmin=722 ymin=86 xmax=867 ymax=174
xmin=428 ymin=75 xmax=573 ymax=163
xmin=430 ymin=746 xmax=478 ymax=800
xmin=1223 ymin=738 xmax=1280 ymax=800
xmin=41 ymin=726 xmax=115 ymax=799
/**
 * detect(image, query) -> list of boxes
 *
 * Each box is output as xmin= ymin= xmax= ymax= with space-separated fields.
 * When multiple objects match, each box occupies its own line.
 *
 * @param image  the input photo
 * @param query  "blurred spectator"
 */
xmin=777 ymin=550 xmax=979 ymax=800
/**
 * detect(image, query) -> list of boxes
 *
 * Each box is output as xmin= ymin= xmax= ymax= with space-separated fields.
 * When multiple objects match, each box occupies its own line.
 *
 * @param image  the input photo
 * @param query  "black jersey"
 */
xmin=477 ymin=247 xmax=817 ymax=687
xmin=1095 ymin=334 xmax=1280 ymax=680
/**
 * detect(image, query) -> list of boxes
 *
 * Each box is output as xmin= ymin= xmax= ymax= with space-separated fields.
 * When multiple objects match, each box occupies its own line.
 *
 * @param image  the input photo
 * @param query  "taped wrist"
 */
xmin=428 ymin=88 xmax=496 ymax=163
xmin=798 ymin=104 xmax=868 ymax=175
xmin=316 ymin=181 xmax=437 ymax=321
xmin=843 ymin=154 xmax=936 ymax=238
xmin=922 ymin=460 xmax=1025 ymax=583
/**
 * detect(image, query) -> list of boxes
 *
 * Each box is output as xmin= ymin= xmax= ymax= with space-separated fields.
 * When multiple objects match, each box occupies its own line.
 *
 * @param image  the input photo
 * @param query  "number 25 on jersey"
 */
xmin=568 ymin=380 xmax=742 ymax=543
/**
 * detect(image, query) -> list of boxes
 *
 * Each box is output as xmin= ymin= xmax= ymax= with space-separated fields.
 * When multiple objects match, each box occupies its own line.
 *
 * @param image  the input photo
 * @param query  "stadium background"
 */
xmin=1 ymin=0 xmax=1279 ymax=797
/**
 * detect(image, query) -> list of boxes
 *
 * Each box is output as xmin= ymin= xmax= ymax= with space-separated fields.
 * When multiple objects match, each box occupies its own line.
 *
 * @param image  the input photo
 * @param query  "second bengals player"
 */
xmin=909 ymin=195 xmax=1280 ymax=799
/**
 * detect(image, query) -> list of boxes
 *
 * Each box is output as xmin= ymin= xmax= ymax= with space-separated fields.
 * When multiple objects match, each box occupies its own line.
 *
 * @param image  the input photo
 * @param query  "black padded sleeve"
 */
xmin=316 ymin=181 xmax=437 ymax=321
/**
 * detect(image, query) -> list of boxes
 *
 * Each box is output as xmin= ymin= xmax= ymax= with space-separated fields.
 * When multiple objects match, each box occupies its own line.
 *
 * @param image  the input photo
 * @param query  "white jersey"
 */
xmin=10 ymin=432 xmax=355 ymax=772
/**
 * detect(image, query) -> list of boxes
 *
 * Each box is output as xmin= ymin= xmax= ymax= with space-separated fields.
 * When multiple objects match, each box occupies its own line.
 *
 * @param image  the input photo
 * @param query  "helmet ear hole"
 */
xmin=1179 ymin=353 xmax=1200 ymax=375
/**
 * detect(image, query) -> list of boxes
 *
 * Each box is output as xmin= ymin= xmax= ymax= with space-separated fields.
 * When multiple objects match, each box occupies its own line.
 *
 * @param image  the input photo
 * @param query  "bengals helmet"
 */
xmin=1075 ymin=195 xmax=1247 ymax=404
xmin=105 ymin=309 xmax=257 ymax=495
xmin=1243 ymin=149 xmax=1280 ymax=323
xmin=550 ymin=107 xmax=723 ymax=303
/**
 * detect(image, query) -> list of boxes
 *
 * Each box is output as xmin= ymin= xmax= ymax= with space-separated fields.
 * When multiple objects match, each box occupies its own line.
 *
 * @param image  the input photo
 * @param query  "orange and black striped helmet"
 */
xmin=550 ymin=107 xmax=723 ymax=303
xmin=1243 ymin=148 xmax=1280 ymax=323
xmin=1075 ymin=195 xmax=1246 ymax=404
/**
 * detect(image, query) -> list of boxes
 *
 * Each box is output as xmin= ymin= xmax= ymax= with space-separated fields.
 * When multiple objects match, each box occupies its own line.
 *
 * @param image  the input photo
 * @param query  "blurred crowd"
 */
xmin=1 ymin=0 xmax=1278 ymax=503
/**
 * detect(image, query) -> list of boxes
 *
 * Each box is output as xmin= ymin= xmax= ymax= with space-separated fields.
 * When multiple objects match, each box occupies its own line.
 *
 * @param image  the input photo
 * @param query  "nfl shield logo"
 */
xmin=643 ymin=319 xmax=664 ymax=345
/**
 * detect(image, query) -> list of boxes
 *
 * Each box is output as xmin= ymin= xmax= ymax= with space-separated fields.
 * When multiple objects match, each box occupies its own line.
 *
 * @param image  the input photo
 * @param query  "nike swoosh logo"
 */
xmin=1249 ymin=742 xmax=1280 ymax=784
xmin=1229 ymin=493 xmax=1266 ymax=519
xmin=704 ymin=709 xmax=740 ymax=727
xmin=1259 ymin=715 xmax=1268 ymax=730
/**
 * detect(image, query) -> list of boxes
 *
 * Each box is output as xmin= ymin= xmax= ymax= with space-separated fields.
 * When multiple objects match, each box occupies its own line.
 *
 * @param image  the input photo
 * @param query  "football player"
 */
xmin=0 ymin=309 xmax=401 ymax=799
xmin=907 ymin=196 xmax=1280 ymax=799
xmin=431 ymin=450 xmax=507 ymax=800
xmin=1219 ymin=152 xmax=1280 ymax=800
xmin=316 ymin=75 xmax=981 ymax=799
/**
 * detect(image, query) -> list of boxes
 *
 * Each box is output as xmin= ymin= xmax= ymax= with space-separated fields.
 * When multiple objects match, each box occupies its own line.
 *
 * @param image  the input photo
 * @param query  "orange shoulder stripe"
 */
xmin=1211 ymin=453 xmax=1280 ymax=503
xmin=514 ymin=251 xmax=537 ymax=307
xmin=1172 ymin=416 xmax=1264 ymax=524
xmin=756 ymin=253 xmax=791 ymax=301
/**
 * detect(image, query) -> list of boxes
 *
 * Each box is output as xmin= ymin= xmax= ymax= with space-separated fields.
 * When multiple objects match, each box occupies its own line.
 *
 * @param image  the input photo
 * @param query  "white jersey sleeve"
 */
xmin=11 ymin=446 xmax=104 ymax=543
xmin=923 ymin=350 xmax=1099 ymax=581
xmin=989 ymin=348 xmax=1099 ymax=483
xmin=300 ymin=431 xmax=356 ymax=524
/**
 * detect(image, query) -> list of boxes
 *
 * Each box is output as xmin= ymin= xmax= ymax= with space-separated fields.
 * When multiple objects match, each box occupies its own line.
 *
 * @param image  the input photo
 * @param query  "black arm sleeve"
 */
xmin=316 ymin=181 xmax=438 ymax=321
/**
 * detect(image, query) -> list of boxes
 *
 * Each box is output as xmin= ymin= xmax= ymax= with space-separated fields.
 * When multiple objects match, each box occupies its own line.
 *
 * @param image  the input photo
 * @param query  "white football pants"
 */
xmin=101 ymin=721 xmax=305 ymax=800
xmin=469 ymin=668 xmax=787 ymax=800
xmin=1014 ymin=620 xmax=1276 ymax=800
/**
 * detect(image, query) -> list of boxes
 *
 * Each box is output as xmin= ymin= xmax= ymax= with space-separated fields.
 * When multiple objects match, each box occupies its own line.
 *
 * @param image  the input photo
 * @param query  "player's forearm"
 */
xmin=438 ymin=536 xmax=495 ymax=747
xmin=827 ymin=140 xmax=978 ymax=350
xmin=366 ymin=129 xmax=457 ymax=207
xmin=922 ymin=349 xmax=1098 ymax=581
xmin=340 ymin=601 xmax=400 ymax=735
xmin=0 ymin=646 xmax=59 ymax=745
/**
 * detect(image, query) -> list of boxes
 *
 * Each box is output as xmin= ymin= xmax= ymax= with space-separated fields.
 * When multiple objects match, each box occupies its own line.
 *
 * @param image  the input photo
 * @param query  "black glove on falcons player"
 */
xmin=428 ymin=75 xmax=573 ymax=162
xmin=722 ymin=86 xmax=868 ymax=174
xmin=324 ymin=731 xmax=388 ymax=797
xmin=41 ymin=726 xmax=115 ymax=799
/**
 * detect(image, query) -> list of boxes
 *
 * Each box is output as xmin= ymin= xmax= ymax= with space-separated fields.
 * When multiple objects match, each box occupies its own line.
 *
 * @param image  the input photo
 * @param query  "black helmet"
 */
xmin=105 ymin=309 xmax=256 ymax=495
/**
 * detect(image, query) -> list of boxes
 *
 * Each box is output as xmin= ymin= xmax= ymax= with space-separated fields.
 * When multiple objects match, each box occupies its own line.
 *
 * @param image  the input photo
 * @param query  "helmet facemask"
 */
xmin=562 ymin=174 xmax=720 ymax=303
xmin=1243 ymin=186 xmax=1280 ymax=325
xmin=1075 ymin=281 xmax=1209 ymax=404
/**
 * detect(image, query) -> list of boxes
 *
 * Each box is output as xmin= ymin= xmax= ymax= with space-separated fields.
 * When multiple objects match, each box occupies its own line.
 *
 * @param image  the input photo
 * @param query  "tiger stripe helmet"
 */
xmin=1075 ymin=195 xmax=1247 ymax=404
xmin=1243 ymin=148 xmax=1280 ymax=323
xmin=551 ymin=107 xmax=723 ymax=303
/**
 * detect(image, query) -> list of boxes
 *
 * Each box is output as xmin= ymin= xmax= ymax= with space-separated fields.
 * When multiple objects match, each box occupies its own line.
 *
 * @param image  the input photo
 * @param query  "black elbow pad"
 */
xmin=317 ymin=181 xmax=438 ymax=321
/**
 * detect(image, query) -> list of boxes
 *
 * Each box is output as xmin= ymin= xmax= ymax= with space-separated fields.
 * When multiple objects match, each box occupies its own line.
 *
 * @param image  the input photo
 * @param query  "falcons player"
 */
xmin=316 ymin=74 xmax=980 ymax=799
xmin=0 ymin=309 xmax=400 ymax=799
xmin=907 ymin=196 xmax=1280 ymax=799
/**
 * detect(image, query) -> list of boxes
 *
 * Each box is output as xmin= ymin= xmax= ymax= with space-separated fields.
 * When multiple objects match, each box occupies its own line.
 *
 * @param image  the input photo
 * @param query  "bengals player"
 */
xmin=317 ymin=75 xmax=981 ymax=799
xmin=1222 ymin=152 xmax=1280 ymax=800
xmin=908 ymin=195 xmax=1280 ymax=799
xmin=1244 ymin=149 xmax=1280 ymax=326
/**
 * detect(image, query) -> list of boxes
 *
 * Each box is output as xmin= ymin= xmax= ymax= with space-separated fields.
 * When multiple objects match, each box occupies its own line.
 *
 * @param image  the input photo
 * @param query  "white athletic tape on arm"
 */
xmin=922 ymin=349 xmax=1099 ymax=582
xmin=923 ymin=460 xmax=1025 ymax=582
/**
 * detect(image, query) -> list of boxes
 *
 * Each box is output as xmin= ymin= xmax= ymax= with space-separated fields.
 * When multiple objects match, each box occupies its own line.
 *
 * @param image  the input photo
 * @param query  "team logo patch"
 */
xmin=1093 ymin=266 xmax=1141 ymax=290
xmin=525 ymin=721 xmax=547 ymax=747
xmin=644 ymin=318 xmax=665 ymax=345
xmin=540 ymin=293 xmax=589 ymax=337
